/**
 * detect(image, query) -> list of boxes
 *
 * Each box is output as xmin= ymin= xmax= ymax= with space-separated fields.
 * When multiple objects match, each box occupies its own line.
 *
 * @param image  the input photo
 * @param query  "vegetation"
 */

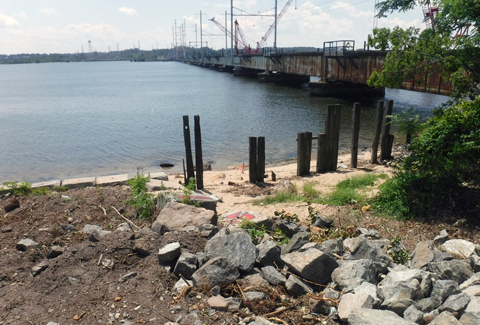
xmin=239 ymin=219 xmax=290 ymax=245
xmin=369 ymin=0 xmax=480 ymax=220
xmin=124 ymin=169 xmax=155 ymax=219
xmin=388 ymin=236 xmax=411 ymax=265
xmin=2 ymin=181 xmax=33 ymax=196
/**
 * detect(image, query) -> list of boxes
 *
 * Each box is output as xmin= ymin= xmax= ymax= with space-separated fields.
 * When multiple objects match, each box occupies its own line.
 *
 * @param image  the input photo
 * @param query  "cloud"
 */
xmin=39 ymin=8 xmax=60 ymax=15
xmin=0 ymin=11 xmax=20 ymax=28
xmin=14 ymin=12 xmax=29 ymax=20
xmin=119 ymin=7 xmax=138 ymax=16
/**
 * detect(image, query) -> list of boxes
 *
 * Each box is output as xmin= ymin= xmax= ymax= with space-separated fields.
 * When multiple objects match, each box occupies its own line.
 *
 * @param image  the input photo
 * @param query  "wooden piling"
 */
xmin=305 ymin=132 xmax=312 ymax=174
xmin=371 ymin=100 xmax=384 ymax=164
xmin=316 ymin=133 xmax=327 ymax=173
xmin=297 ymin=132 xmax=307 ymax=176
xmin=257 ymin=137 xmax=265 ymax=183
xmin=332 ymin=104 xmax=342 ymax=170
xmin=183 ymin=116 xmax=195 ymax=183
xmin=380 ymin=100 xmax=393 ymax=161
xmin=194 ymin=115 xmax=203 ymax=190
xmin=351 ymin=102 xmax=361 ymax=168
xmin=325 ymin=105 xmax=336 ymax=170
xmin=249 ymin=137 xmax=258 ymax=183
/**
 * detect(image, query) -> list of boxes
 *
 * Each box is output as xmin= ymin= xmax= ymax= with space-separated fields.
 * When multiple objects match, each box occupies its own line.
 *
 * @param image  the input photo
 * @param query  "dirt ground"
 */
xmin=1 ymin=149 xmax=480 ymax=325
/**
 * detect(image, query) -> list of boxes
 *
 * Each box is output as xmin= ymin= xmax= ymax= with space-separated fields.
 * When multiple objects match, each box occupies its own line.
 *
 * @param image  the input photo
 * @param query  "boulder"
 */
xmin=430 ymin=280 xmax=460 ymax=303
xmin=348 ymin=308 xmax=417 ymax=325
xmin=82 ymin=224 xmax=103 ymax=234
xmin=261 ymin=266 xmax=287 ymax=286
xmin=332 ymin=259 xmax=378 ymax=292
xmin=441 ymin=239 xmax=476 ymax=259
xmin=191 ymin=257 xmax=240 ymax=288
xmin=463 ymin=285 xmax=480 ymax=297
xmin=354 ymin=282 xmax=381 ymax=307
xmin=282 ymin=248 xmax=338 ymax=285
xmin=417 ymin=297 xmax=442 ymax=313
xmin=433 ymin=230 xmax=449 ymax=246
xmin=318 ymin=238 xmax=343 ymax=257
xmin=88 ymin=229 xmax=111 ymax=242
xmin=428 ymin=259 xmax=474 ymax=284
xmin=403 ymin=305 xmax=425 ymax=325
xmin=428 ymin=311 xmax=461 ymax=325
xmin=357 ymin=227 xmax=380 ymax=239
xmin=256 ymin=240 xmax=282 ymax=267
xmin=438 ymin=292 xmax=470 ymax=315
xmin=338 ymin=292 xmax=375 ymax=321
xmin=115 ymin=222 xmax=133 ymax=232
xmin=281 ymin=231 xmax=309 ymax=255
xmin=310 ymin=289 xmax=340 ymax=315
xmin=465 ymin=297 xmax=480 ymax=313
xmin=273 ymin=180 xmax=294 ymax=194
xmin=312 ymin=213 xmax=334 ymax=228
xmin=16 ymin=238 xmax=40 ymax=251
xmin=275 ymin=219 xmax=301 ymax=238
xmin=347 ymin=235 xmax=391 ymax=270
xmin=459 ymin=312 xmax=480 ymax=325
xmin=285 ymin=275 xmax=313 ymax=296
xmin=460 ymin=272 xmax=480 ymax=290
xmin=207 ymin=295 xmax=228 ymax=311
xmin=204 ymin=229 xmax=257 ymax=272
xmin=157 ymin=242 xmax=181 ymax=264
xmin=153 ymin=202 xmax=216 ymax=232
xmin=173 ymin=252 xmax=198 ymax=279
xmin=410 ymin=241 xmax=435 ymax=270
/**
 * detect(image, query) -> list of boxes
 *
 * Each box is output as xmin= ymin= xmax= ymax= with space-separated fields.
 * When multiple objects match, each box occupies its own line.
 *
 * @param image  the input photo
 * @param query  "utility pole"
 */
xmin=200 ymin=11 xmax=203 ymax=56
xmin=225 ymin=11 xmax=228 ymax=52
xmin=274 ymin=0 xmax=278 ymax=51
xmin=231 ymin=0 xmax=233 ymax=61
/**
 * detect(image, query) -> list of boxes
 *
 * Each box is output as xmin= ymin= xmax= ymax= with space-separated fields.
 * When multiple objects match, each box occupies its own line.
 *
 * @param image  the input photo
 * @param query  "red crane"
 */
xmin=209 ymin=17 xmax=257 ymax=54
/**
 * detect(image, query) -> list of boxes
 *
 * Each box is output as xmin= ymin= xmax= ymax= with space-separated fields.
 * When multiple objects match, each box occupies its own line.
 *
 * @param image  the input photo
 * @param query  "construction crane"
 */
xmin=255 ymin=0 xmax=293 ymax=51
xmin=210 ymin=17 xmax=257 ymax=54
xmin=422 ymin=0 xmax=438 ymax=30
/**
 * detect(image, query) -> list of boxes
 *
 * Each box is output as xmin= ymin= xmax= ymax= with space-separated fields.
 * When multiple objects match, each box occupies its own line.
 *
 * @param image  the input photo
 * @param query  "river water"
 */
xmin=0 ymin=61 xmax=449 ymax=183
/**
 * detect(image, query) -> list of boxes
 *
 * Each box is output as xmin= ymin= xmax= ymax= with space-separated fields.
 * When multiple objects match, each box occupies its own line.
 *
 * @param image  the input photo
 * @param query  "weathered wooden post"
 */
xmin=249 ymin=137 xmax=258 ymax=183
xmin=380 ymin=100 xmax=394 ymax=161
xmin=351 ymin=102 xmax=361 ymax=168
xmin=183 ymin=116 xmax=195 ymax=183
xmin=257 ymin=137 xmax=265 ymax=182
xmin=332 ymin=104 xmax=342 ymax=169
xmin=194 ymin=115 xmax=203 ymax=190
xmin=305 ymin=132 xmax=312 ymax=174
xmin=325 ymin=104 xmax=341 ymax=170
xmin=316 ymin=133 xmax=327 ymax=173
xmin=371 ymin=100 xmax=384 ymax=164
xmin=297 ymin=132 xmax=307 ymax=176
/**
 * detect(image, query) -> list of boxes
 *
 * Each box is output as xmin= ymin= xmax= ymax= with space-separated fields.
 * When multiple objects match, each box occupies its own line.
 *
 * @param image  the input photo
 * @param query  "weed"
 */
xmin=180 ymin=178 xmax=200 ymax=207
xmin=2 ymin=180 xmax=32 ymax=196
xmin=33 ymin=187 xmax=50 ymax=196
xmin=326 ymin=173 xmax=385 ymax=206
xmin=124 ymin=168 xmax=154 ymax=219
xmin=54 ymin=185 xmax=68 ymax=192
xmin=185 ymin=177 xmax=196 ymax=191
xmin=256 ymin=191 xmax=305 ymax=206
xmin=96 ymin=186 xmax=104 ymax=202
xmin=302 ymin=182 xmax=321 ymax=200
xmin=388 ymin=236 xmax=410 ymax=265
xmin=274 ymin=209 xmax=299 ymax=223
xmin=239 ymin=219 xmax=290 ymax=245
xmin=309 ymin=226 xmax=356 ymax=244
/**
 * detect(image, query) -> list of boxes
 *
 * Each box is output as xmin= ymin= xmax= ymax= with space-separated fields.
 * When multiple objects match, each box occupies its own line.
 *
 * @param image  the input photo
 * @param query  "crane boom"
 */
xmin=257 ymin=0 xmax=293 ymax=49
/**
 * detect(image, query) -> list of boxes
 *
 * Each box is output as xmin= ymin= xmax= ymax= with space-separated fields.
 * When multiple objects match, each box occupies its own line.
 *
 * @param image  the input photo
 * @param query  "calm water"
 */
xmin=0 ymin=61 xmax=449 ymax=183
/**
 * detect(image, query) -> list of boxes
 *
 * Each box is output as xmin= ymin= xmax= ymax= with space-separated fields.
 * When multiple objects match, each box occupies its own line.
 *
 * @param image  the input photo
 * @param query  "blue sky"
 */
xmin=0 ymin=0 xmax=425 ymax=55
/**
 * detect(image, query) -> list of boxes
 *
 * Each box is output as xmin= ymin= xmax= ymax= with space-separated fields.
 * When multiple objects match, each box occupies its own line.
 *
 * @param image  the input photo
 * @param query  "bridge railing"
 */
xmin=323 ymin=40 xmax=355 ymax=56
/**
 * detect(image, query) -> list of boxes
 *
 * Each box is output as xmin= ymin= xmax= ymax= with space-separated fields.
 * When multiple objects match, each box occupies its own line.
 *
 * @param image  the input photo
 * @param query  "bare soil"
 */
xmin=1 ymin=155 xmax=480 ymax=324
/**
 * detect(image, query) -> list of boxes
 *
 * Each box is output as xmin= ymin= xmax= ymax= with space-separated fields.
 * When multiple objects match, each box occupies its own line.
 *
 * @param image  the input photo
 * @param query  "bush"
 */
xmin=374 ymin=97 xmax=480 ymax=219
xmin=125 ymin=169 xmax=154 ymax=219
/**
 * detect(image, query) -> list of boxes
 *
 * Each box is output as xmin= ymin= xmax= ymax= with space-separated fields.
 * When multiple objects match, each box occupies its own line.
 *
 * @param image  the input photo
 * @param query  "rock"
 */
xmin=428 ymin=259 xmax=473 ymax=284
xmin=31 ymin=260 xmax=49 ymax=277
xmin=210 ymin=286 xmax=221 ymax=296
xmin=465 ymin=296 xmax=480 ymax=313
xmin=423 ymin=309 xmax=440 ymax=323
xmin=281 ymin=231 xmax=309 ymax=255
xmin=181 ymin=225 xmax=199 ymax=233
xmin=224 ymin=297 xmax=243 ymax=312
xmin=46 ymin=245 xmax=65 ymax=259
xmin=470 ymin=255 xmax=480 ymax=272
xmin=433 ymin=230 xmax=449 ymax=246
xmin=46 ymin=322 xmax=60 ymax=325
xmin=133 ymin=238 xmax=151 ymax=256
xmin=204 ymin=229 xmax=257 ymax=272
xmin=299 ymin=242 xmax=321 ymax=252
xmin=439 ymin=292 xmax=470 ymax=315
xmin=118 ymin=271 xmax=137 ymax=283
xmin=243 ymin=272 xmax=269 ymax=287
xmin=338 ymin=292 xmax=375 ymax=321
xmin=151 ymin=221 xmax=167 ymax=235
xmin=261 ymin=266 xmax=287 ymax=286
xmin=3 ymin=198 xmax=19 ymax=212
xmin=16 ymin=238 xmax=39 ymax=251
xmin=89 ymin=229 xmax=111 ymax=242
xmin=200 ymin=224 xmax=218 ymax=238
xmin=403 ymin=305 xmax=425 ymax=325
xmin=285 ymin=275 xmax=313 ymax=296
xmin=431 ymin=280 xmax=460 ymax=303
xmin=417 ymin=297 xmax=441 ymax=313
xmin=354 ymin=282 xmax=381 ymax=307
xmin=310 ymin=288 xmax=340 ymax=314
xmin=318 ymin=238 xmax=343 ymax=257
xmin=312 ymin=213 xmax=334 ymax=228
xmin=116 ymin=222 xmax=133 ymax=232
xmin=441 ymin=239 xmax=476 ymax=259
xmin=207 ymin=296 xmax=228 ymax=311
xmin=244 ymin=291 xmax=268 ymax=301
xmin=256 ymin=240 xmax=282 ymax=267
xmin=282 ymin=248 xmax=338 ymax=285
xmin=196 ymin=252 xmax=208 ymax=268
xmin=275 ymin=219 xmax=301 ymax=238
xmin=332 ymin=259 xmax=378 ymax=292
xmin=428 ymin=311 xmax=461 ymax=325
xmin=348 ymin=308 xmax=417 ymax=325
xmin=463 ymin=285 xmax=480 ymax=297
xmin=460 ymin=272 xmax=480 ymax=290
xmin=60 ymin=224 xmax=77 ymax=232
xmin=173 ymin=252 xmax=198 ymax=279
xmin=410 ymin=241 xmax=435 ymax=270
xmin=82 ymin=224 xmax=103 ymax=234
xmin=459 ymin=312 xmax=480 ymax=325
xmin=173 ymin=278 xmax=193 ymax=293
xmin=157 ymin=242 xmax=182 ymax=264
xmin=191 ymin=257 xmax=240 ymax=288
xmin=153 ymin=202 xmax=217 ymax=232
xmin=348 ymin=235 xmax=391 ymax=270
xmin=273 ymin=180 xmax=294 ymax=194
xmin=357 ymin=227 xmax=380 ymax=239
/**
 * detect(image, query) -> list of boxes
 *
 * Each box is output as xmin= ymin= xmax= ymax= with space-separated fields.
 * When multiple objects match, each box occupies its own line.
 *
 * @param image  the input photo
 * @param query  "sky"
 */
xmin=0 ymin=0 xmax=426 ymax=55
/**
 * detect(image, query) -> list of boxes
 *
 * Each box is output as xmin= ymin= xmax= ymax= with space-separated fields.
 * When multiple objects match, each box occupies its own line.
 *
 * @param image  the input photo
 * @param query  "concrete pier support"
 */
xmin=309 ymin=80 xmax=385 ymax=98
xmin=258 ymin=72 xmax=310 ymax=84
xmin=209 ymin=65 xmax=219 ymax=71
xmin=218 ymin=65 xmax=234 ymax=73
xmin=233 ymin=67 xmax=259 ymax=77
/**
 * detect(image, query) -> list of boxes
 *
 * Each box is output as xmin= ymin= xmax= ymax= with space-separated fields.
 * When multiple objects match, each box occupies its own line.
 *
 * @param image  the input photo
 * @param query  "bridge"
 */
xmin=181 ymin=40 xmax=452 ymax=98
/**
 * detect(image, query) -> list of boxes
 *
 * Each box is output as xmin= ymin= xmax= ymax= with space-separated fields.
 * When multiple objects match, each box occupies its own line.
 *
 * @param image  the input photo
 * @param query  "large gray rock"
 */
xmin=441 ymin=239 xmax=476 ymax=259
xmin=428 ymin=259 xmax=474 ymax=284
xmin=430 ymin=280 xmax=460 ymax=303
xmin=285 ymin=275 xmax=313 ymax=297
xmin=410 ymin=241 xmax=435 ymax=270
xmin=403 ymin=305 xmax=425 ymax=325
xmin=318 ymin=238 xmax=343 ymax=257
xmin=256 ymin=240 xmax=282 ymax=267
xmin=153 ymin=202 xmax=216 ymax=232
xmin=460 ymin=272 xmax=480 ymax=290
xmin=82 ymin=224 xmax=103 ymax=234
xmin=282 ymin=248 xmax=338 ymax=285
xmin=433 ymin=230 xmax=449 ymax=246
xmin=428 ymin=311 xmax=461 ymax=325
xmin=347 ymin=235 xmax=391 ymax=270
xmin=379 ymin=268 xmax=435 ymax=300
xmin=439 ymin=292 xmax=470 ymax=314
xmin=465 ymin=296 xmax=480 ymax=313
xmin=16 ymin=238 xmax=40 ymax=251
xmin=332 ymin=259 xmax=378 ymax=292
xmin=417 ymin=297 xmax=441 ymax=313
xmin=357 ymin=227 xmax=380 ymax=239
xmin=281 ymin=231 xmax=309 ymax=255
xmin=338 ymin=292 xmax=375 ymax=321
xmin=173 ymin=252 xmax=198 ymax=279
xmin=459 ymin=312 xmax=480 ymax=325
xmin=470 ymin=255 xmax=480 ymax=272
xmin=275 ymin=219 xmax=301 ymax=238
xmin=348 ymin=308 xmax=417 ymax=325
xmin=354 ymin=282 xmax=381 ymax=307
xmin=463 ymin=285 xmax=480 ymax=297
xmin=191 ymin=257 xmax=240 ymax=288
xmin=157 ymin=242 xmax=181 ymax=264
xmin=204 ymin=229 xmax=257 ymax=272
xmin=261 ymin=266 xmax=287 ymax=286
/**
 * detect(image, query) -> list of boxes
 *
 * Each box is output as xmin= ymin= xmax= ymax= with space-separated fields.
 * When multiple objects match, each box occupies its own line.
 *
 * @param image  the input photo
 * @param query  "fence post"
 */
xmin=305 ymin=132 xmax=312 ymax=175
xmin=183 ymin=116 xmax=195 ymax=183
xmin=371 ymin=100 xmax=384 ymax=164
xmin=257 ymin=137 xmax=265 ymax=182
xmin=297 ymin=132 xmax=307 ymax=176
xmin=351 ymin=102 xmax=361 ymax=168
xmin=380 ymin=100 xmax=394 ymax=161
xmin=194 ymin=115 xmax=203 ymax=190
xmin=325 ymin=105 xmax=336 ymax=170
xmin=316 ymin=133 xmax=327 ymax=173
xmin=249 ymin=137 xmax=258 ymax=183
xmin=332 ymin=104 xmax=342 ymax=170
